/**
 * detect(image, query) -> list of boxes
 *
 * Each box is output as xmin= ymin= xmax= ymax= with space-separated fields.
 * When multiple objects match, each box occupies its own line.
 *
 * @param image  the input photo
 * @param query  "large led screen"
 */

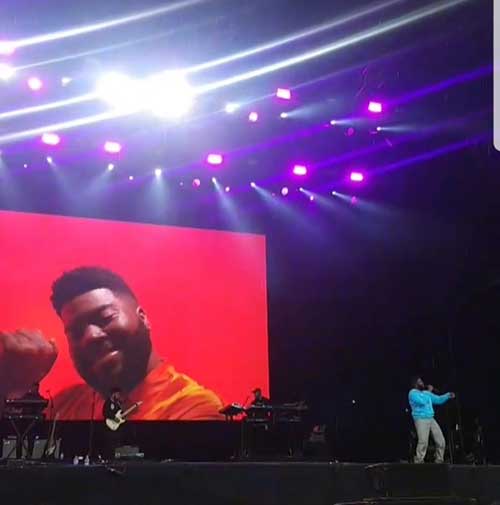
xmin=0 ymin=210 xmax=268 ymax=420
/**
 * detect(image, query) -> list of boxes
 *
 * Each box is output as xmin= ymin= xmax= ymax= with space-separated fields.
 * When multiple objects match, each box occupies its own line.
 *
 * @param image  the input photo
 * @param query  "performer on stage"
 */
xmin=251 ymin=388 xmax=270 ymax=407
xmin=103 ymin=387 xmax=127 ymax=460
xmin=0 ymin=267 xmax=224 ymax=420
xmin=408 ymin=376 xmax=455 ymax=464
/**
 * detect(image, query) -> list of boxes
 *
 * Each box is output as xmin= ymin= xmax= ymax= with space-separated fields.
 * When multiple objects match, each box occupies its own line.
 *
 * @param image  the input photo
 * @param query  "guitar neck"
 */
xmin=121 ymin=403 xmax=139 ymax=418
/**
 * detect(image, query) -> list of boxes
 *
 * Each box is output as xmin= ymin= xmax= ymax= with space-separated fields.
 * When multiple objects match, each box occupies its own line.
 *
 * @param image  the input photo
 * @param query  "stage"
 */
xmin=0 ymin=460 xmax=499 ymax=505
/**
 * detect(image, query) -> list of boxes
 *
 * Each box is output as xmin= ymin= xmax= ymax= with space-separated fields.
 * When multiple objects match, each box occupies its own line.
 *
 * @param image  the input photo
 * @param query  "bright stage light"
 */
xmin=250 ymin=181 xmax=257 ymax=188
xmin=154 ymin=167 xmax=162 ymax=177
xmin=276 ymin=87 xmax=291 ymax=100
xmin=107 ymin=163 xmax=115 ymax=171
xmin=46 ymin=156 xmax=53 ymax=163
xmin=23 ymin=163 xmax=28 ymax=168
xmin=309 ymin=195 xmax=315 ymax=202
xmin=96 ymin=72 xmax=142 ymax=113
xmin=248 ymin=111 xmax=259 ymax=122
xmin=293 ymin=164 xmax=307 ymax=176
xmin=103 ymin=140 xmax=122 ymax=154
xmin=225 ymin=186 xmax=230 ymax=192
xmin=128 ymin=175 xmax=134 ymax=181
xmin=225 ymin=102 xmax=239 ymax=113
xmin=0 ymin=40 xmax=16 ymax=56
xmin=192 ymin=178 xmax=201 ymax=187
xmin=41 ymin=132 xmax=60 ymax=145
xmin=27 ymin=77 xmax=43 ymax=91
xmin=368 ymin=101 xmax=383 ymax=113
xmin=299 ymin=187 xmax=304 ymax=192
xmin=211 ymin=176 xmax=217 ymax=184
xmin=330 ymin=119 xmax=337 ymax=126
xmin=281 ymin=187 xmax=289 ymax=196
xmin=331 ymin=190 xmax=337 ymax=196
xmin=0 ymin=63 xmax=15 ymax=81
xmin=61 ymin=76 xmax=72 ymax=86
xmin=376 ymin=126 xmax=382 ymax=132
xmin=280 ymin=112 xmax=289 ymax=119
xmin=207 ymin=153 xmax=223 ymax=165
xmin=350 ymin=171 xmax=364 ymax=182
xmin=145 ymin=70 xmax=194 ymax=118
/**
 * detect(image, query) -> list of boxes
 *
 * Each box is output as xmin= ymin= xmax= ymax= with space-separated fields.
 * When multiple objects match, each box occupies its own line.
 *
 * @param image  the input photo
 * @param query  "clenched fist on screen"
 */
xmin=0 ymin=329 xmax=58 ymax=397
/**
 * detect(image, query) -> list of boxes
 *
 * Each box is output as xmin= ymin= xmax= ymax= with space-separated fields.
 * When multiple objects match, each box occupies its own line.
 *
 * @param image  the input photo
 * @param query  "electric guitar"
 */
xmin=105 ymin=401 xmax=143 ymax=431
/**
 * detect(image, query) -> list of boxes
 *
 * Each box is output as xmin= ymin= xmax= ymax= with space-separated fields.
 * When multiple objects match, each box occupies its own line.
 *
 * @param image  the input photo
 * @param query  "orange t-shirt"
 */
xmin=52 ymin=361 xmax=224 ymax=420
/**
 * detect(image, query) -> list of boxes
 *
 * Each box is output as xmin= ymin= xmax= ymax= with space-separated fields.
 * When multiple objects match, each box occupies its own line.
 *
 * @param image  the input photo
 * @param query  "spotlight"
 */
xmin=46 ymin=156 xmax=53 ymax=163
xmin=96 ymin=72 xmax=142 ymax=113
xmin=154 ymin=168 xmax=162 ymax=177
xmin=23 ymin=163 xmax=28 ymax=169
xmin=192 ymin=178 xmax=201 ymax=187
xmin=211 ymin=177 xmax=217 ymax=184
xmin=61 ymin=77 xmax=72 ymax=86
xmin=104 ymin=141 xmax=122 ymax=154
xmin=41 ymin=132 xmax=60 ymax=146
xmin=0 ymin=40 xmax=15 ymax=55
xmin=281 ymin=187 xmax=289 ymax=196
xmin=225 ymin=102 xmax=239 ymax=113
xmin=280 ymin=112 xmax=288 ymax=119
xmin=368 ymin=101 xmax=383 ymax=113
xmin=250 ymin=181 xmax=257 ymax=188
xmin=27 ymin=77 xmax=43 ymax=91
xmin=276 ymin=87 xmax=291 ymax=100
xmin=299 ymin=187 xmax=304 ymax=192
xmin=309 ymin=195 xmax=315 ymax=202
xmin=145 ymin=70 xmax=194 ymax=118
xmin=331 ymin=190 xmax=337 ymax=196
xmin=225 ymin=186 xmax=230 ymax=192
xmin=376 ymin=126 xmax=382 ymax=132
xmin=293 ymin=164 xmax=307 ymax=176
xmin=128 ymin=175 xmax=134 ymax=181
xmin=0 ymin=63 xmax=15 ymax=81
xmin=206 ymin=153 xmax=223 ymax=165
xmin=248 ymin=111 xmax=259 ymax=122
xmin=350 ymin=171 xmax=364 ymax=182
xmin=107 ymin=163 xmax=115 ymax=171
xmin=329 ymin=119 xmax=337 ymax=126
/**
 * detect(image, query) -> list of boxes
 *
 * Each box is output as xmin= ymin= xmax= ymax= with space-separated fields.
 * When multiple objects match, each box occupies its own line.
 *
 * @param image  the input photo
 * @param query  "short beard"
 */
xmin=75 ymin=320 xmax=153 ymax=396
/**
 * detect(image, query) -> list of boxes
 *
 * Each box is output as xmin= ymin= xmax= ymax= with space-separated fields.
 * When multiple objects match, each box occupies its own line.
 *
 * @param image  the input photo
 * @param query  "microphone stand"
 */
xmin=42 ymin=390 xmax=55 ymax=459
xmin=88 ymin=391 xmax=97 ymax=462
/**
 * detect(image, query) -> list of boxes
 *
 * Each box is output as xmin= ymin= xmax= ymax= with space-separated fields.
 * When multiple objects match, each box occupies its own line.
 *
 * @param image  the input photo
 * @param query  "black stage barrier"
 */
xmin=0 ymin=462 xmax=500 ymax=505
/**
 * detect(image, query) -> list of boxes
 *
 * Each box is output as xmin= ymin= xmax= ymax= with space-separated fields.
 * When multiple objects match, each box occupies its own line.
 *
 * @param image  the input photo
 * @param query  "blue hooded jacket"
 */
xmin=408 ymin=389 xmax=451 ymax=419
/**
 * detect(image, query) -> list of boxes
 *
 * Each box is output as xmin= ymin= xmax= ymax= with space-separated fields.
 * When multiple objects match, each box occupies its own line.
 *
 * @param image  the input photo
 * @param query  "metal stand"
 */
xmin=5 ymin=416 xmax=42 ymax=459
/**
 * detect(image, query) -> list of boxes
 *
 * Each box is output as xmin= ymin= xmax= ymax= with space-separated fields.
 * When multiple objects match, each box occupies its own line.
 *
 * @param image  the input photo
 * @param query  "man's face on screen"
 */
xmin=60 ymin=288 xmax=152 ymax=394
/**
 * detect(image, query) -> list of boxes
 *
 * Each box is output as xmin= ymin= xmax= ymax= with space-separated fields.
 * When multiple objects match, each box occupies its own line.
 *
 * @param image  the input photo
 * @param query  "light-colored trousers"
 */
xmin=414 ymin=418 xmax=446 ymax=463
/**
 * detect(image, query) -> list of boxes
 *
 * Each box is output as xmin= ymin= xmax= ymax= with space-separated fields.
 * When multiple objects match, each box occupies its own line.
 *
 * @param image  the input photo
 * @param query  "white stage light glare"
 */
xmin=225 ymin=102 xmax=239 ymax=113
xmin=96 ymin=72 xmax=143 ymax=113
xmin=0 ymin=63 xmax=15 ymax=81
xmin=145 ymin=70 xmax=194 ymax=119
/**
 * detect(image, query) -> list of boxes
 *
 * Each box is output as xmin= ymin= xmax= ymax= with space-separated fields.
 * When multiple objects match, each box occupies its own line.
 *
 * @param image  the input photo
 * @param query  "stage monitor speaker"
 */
xmin=115 ymin=445 xmax=144 ymax=460
xmin=366 ymin=463 xmax=451 ymax=497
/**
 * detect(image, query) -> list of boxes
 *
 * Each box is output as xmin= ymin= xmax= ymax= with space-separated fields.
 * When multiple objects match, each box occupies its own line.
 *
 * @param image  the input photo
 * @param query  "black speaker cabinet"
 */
xmin=365 ymin=464 xmax=451 ymax=497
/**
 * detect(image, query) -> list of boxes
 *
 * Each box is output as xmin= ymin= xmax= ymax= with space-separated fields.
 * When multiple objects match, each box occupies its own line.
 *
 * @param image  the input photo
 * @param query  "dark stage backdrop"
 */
xmin=0 ymin=210 xmax=269 ymax=417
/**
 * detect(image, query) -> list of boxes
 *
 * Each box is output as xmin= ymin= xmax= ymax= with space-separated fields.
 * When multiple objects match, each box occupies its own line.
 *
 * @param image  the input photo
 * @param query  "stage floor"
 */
xmin=1 ymin=461 xmax=500 ymax=505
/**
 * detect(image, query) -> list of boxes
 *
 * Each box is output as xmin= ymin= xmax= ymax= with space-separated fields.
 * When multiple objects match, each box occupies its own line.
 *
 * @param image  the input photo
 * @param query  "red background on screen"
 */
xmin=0 ymin=210 xmax=269 ymax=414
